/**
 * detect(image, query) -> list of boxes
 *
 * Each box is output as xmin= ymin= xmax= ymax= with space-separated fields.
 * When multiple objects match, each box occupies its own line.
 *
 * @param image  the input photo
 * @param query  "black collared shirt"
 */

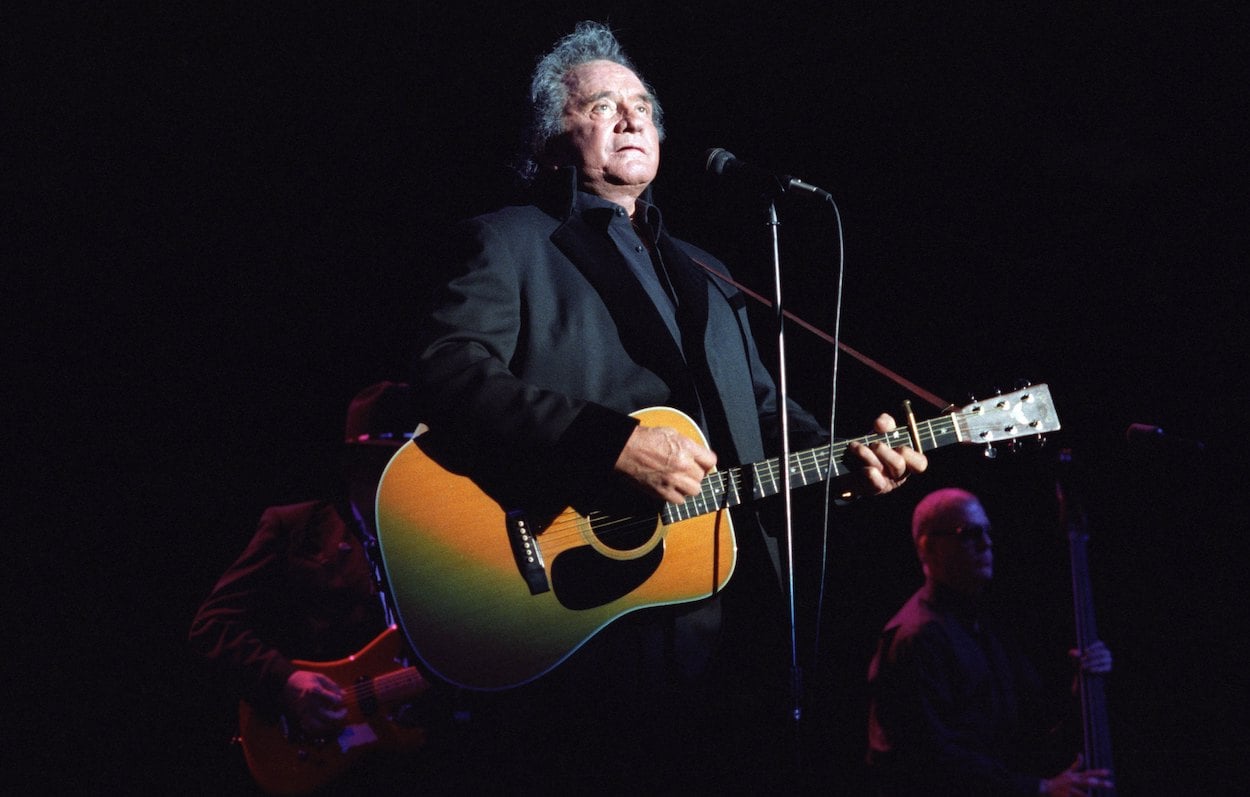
xmin=866 ymin=581 xmax=1049 ymax=795
xmin=574 ymin=191 xmax=682 ymax=346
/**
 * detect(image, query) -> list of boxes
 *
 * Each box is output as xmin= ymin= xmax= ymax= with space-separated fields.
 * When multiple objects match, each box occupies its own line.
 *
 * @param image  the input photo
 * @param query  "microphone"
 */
xmin=1125 ymin=423 xmax=1206 ymax=454
xmin=703 ymin=148 xmax=832 ymax=200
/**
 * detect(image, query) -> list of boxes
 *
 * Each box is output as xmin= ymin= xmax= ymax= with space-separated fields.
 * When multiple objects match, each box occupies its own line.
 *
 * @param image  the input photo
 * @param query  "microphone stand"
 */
xmin=763 ymin=199 xmax=805 ymax=746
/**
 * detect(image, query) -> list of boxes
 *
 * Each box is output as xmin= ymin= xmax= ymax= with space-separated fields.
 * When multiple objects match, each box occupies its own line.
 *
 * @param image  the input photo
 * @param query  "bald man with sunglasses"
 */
xmin=866 ymin=488 xmax=1114 ymax=796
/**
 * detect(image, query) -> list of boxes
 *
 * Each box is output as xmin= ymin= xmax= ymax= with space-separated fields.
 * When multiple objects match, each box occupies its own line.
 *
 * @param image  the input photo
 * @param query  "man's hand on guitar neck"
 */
xmin=614 ymin=413 xmax=926 ymax=506
xmin=615 ymin=424 xmax=718 ymax=505
xmin=844 ymin=413 xmax=928 ymax=498
xmin=282 ymin=669 xmax=347 ymax=735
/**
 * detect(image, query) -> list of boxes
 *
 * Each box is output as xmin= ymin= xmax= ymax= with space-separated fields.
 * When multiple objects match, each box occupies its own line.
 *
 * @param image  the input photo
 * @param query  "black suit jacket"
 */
xmin=413 ymin=168 xmax=825 ymax=512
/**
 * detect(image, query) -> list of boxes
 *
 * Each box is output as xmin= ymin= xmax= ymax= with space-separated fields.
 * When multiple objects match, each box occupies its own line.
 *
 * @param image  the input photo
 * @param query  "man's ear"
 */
xmin=915 ymin=536 xmax=935 ymax=580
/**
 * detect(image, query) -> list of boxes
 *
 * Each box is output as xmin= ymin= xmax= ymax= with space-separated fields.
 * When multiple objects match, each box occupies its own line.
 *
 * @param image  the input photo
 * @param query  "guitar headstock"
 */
xmin=951 ymin=384 xmax=1061 ymax=450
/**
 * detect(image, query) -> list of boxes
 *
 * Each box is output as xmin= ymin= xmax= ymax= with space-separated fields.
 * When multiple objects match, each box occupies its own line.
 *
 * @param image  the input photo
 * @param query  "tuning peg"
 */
xmin=983 ymin=444 xmax=997 ymax=459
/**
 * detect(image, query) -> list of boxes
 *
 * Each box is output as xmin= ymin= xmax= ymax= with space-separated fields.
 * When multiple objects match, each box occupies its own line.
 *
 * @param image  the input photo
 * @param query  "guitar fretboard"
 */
xmin=348 ymin=667 xmax=429 ymax=707
xmin=662 ymin=413 xmax=966 ymax=524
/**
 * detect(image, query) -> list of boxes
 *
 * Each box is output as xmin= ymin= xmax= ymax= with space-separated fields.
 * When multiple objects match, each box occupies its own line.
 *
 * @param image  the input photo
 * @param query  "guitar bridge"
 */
xmin=506 ymin=510 xmax=550 ymax=595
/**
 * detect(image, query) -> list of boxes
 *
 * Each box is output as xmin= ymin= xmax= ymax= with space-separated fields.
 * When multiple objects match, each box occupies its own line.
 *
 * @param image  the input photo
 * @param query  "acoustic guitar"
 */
xmin=377 ymin=385 xmax=1060 ymax=690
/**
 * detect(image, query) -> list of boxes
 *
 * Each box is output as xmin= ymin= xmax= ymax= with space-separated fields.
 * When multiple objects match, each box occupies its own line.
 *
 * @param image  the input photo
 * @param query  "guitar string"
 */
xmin=519 ymin=434 xmax=888 ymax=550
xmin=339 ymin=668 xmax=426 ymax=703
xmin=513 ymin=415 xmax=977 ymax=552
xmin=519 ymin=439 xmax=858 ymax=551
xmin=526 ymin=471 xmax=745 ymax=549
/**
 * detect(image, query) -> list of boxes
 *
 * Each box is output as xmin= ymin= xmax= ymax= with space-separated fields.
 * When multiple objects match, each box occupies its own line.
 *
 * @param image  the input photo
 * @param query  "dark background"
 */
xmin=14 ymin=2 xmax=1248 ymax=792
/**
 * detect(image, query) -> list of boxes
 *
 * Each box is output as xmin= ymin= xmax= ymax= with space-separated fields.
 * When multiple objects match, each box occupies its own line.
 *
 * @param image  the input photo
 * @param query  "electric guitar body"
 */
xmin=237 ymin=626 xmax=429 ymax=795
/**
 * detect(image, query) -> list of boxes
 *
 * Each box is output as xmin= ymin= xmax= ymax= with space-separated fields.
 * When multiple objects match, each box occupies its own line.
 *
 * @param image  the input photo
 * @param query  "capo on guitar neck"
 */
xmin=902 ymin=400 xmax=923 ymax=452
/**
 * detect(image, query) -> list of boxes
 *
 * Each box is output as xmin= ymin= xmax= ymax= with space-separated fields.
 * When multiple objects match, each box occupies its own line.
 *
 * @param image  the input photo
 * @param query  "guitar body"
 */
xmin=376 ymin=406 xmax=737 ymax=691
xmin=237 ymin=626 xmax=428 ymax=795
xmin=377 ymin=386 xmax=1059 ymax=692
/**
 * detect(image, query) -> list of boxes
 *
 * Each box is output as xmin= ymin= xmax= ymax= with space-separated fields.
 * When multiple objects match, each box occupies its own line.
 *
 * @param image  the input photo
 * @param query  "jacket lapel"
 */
xmin=550 ymin=213 xmax=690 ymax=386
xmin=656 ymin=235 xmax=739 ymax=463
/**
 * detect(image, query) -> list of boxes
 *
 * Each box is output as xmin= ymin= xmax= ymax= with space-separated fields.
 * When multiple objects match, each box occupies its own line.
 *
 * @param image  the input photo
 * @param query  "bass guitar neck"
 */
xmin=1058 ymin=450 xmax=1115 ymax=791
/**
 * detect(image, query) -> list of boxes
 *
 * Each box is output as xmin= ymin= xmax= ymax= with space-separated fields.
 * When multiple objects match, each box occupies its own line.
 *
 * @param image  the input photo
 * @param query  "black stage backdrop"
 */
xmin=13 ymin=3 xmax=1248 ymax=792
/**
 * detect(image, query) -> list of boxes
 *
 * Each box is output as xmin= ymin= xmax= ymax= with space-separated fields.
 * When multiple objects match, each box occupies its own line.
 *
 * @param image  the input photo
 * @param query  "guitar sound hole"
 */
xmin=595 ymin=516 xmax=661 ymax=551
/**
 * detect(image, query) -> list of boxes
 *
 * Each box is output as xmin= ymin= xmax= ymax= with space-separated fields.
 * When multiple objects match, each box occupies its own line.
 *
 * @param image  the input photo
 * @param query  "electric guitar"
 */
xmin=376 ymin=385 xmax=1060 ymax=691
xmin=236 ymin=625 xmax=430 ymax=795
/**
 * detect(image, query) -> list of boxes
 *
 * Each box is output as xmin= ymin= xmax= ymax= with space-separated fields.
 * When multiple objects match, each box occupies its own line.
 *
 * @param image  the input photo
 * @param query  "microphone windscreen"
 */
xmin=703 ymin=147 xmax=733 ymax=175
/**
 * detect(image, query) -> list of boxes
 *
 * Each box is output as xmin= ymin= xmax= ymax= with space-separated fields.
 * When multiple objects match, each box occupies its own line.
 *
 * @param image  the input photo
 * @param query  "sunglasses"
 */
xmin=926 ymin=523 xmax=992 ymax=540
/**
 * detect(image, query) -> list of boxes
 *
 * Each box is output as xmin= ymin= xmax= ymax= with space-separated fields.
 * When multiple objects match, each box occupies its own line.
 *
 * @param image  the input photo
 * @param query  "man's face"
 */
xmin=553 ymin=59 xmax=660 ymax=202
xmin=920 ymin=497 xmax=994 ymax=594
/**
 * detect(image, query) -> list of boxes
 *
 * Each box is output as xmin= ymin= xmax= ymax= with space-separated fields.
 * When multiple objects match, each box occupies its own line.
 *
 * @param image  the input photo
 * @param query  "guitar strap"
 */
xmin=688 ymin=256 xmax=951 ymax=412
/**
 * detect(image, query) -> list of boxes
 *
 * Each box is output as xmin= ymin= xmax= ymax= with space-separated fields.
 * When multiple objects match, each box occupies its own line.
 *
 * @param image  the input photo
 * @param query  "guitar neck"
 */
xmin=1069 ymin=528 xmax=1115 ymax=775
xmin=664 ymin=383 xmax=1061 ymax=524
xmin=344 ymin=666 xmax=429 ymax=710
xmin=370 ymin=667 xmax=428 ymax=705
xmin=663 ymin=414 xmax=963 ymax=523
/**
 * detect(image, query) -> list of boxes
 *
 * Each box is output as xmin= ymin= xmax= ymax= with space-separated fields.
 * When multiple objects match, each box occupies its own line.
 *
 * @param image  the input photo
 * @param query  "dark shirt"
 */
xmin=594 ymin=194 xmax=680 ymax=328
xmin=866 ymin=582 xmax=1050 ymax=796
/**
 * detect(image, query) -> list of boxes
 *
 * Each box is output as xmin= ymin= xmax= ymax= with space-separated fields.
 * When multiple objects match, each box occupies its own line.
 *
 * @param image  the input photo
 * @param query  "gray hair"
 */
xmin=517 ymin=21 xmax=665 ymax=183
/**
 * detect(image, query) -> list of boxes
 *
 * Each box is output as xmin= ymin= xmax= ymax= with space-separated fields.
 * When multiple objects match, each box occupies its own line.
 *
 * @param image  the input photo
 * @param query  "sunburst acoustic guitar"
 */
xmin=377 ymin=385 xmax=1060 ymax=691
